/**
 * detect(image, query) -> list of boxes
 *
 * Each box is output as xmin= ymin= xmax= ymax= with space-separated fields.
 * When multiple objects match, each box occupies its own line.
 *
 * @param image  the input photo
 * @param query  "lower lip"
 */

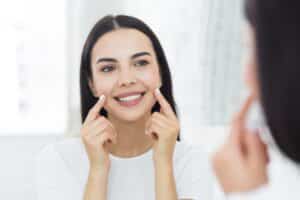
xmin=116 ymin=95 xmax=144 ymax=107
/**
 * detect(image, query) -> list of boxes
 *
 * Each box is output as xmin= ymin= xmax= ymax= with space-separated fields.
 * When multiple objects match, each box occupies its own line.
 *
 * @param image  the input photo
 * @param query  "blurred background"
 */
xmin=0 ymin=0 xmax=245 ymax=199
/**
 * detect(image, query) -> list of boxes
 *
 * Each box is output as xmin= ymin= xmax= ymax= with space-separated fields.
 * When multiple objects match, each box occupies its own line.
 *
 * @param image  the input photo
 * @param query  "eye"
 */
xmin=134 ymin=59 xmax=149 ymax=67
xmin=100 ymin=65 xmax=115 ymax=73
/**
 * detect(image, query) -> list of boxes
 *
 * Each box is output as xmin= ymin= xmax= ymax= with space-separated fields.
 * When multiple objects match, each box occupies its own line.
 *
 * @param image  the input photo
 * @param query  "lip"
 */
xmin=116 ymin=95 xmax=144 ymax=107
xmin=113 ymin=91 xmax=147 ymax=108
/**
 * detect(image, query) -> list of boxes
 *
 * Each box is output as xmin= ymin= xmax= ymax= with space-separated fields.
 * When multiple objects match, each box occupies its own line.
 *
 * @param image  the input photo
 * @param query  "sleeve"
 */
xmin=35 ymin=144 xmax=82 ymax=200
xmin=176 ymin=147 xmax=215 ymax=200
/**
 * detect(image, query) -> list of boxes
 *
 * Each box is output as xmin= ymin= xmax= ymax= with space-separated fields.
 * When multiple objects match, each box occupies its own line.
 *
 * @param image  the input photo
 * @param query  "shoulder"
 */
xmin=266 ymin=148 xmax=300 ymax=199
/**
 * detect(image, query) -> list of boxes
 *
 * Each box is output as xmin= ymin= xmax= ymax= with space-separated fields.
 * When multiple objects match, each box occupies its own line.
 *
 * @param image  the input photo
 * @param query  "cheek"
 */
xmin=93 ymin=77 xmax=116 ymax=97
xmin=243 ymin=54 xmax=259 ymax=96
xmin=136 ymin=67 xmax=161 ymax=90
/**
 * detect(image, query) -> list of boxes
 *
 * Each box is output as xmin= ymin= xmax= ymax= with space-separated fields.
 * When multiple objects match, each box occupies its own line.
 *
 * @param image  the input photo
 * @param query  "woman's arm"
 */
xmin=81 ymin=95 xmax=116 ymax=200
xmin=154 ymin=159 xmax=177 ymax=200
xmin=83 ymin=167 xmax=109 ymax=200
xmin=147 ymin=89 xmax=180 ymax=200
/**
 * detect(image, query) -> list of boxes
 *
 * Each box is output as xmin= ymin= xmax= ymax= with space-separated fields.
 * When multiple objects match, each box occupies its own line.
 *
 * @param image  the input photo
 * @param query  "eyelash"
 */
xmin=99 ymin=60 xmax=149 ymax=73
xmin=100 ymin=65 xmax=115 ymax=73
xmin=134 ymin=60 xmax=149 ymax=67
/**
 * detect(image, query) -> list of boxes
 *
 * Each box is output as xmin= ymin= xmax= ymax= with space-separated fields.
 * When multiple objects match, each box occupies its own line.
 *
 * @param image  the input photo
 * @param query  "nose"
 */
xmin=117 ymin=68 xmax=137 ymax=87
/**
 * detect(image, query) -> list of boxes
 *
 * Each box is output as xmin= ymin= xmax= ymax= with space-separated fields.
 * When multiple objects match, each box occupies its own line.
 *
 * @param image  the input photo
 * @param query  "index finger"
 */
xmin=85 ymin=94 xmax=106 ymax=123
xmin=154 ymin=88 xmax=176 ymax=119
xmin=233 ymin=93 xmax=255 ymax=124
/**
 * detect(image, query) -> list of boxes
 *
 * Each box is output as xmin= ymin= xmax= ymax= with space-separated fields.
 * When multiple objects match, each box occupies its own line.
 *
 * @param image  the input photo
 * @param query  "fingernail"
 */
xmin=99 ymin=94 xmax=105 ymax=102
xmin=155 ymin=88 xmax=160 ymax=95
xmin=145 ymin=129 xmax=151 ymax=136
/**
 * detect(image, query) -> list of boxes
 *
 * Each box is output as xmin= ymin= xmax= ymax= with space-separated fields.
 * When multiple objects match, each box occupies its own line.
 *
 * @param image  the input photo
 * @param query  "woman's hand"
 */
xmin=147 ymin=88 xmax=179 ymax=200
xmin=146 ymin=88 xmax=180 ymax=164
xmin=212 ymin=94 xmax=269 ymax=194
xmin=81 ymin=95 xmax=117 ymax=171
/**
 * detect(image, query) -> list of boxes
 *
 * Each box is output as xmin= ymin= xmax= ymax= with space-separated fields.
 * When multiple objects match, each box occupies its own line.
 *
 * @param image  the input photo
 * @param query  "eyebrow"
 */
xmin=96 ymin=58 xmax=117 ymax=64
xmin=131 ymin=52 xmax=151 ymax=59
xmin=95 ymin=51 xmax=151 ymax=64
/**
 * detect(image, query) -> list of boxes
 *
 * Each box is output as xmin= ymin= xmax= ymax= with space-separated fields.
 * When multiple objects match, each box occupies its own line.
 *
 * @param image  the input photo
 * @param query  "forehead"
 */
xmin=92 ymin=28 xmax=155 ymax=60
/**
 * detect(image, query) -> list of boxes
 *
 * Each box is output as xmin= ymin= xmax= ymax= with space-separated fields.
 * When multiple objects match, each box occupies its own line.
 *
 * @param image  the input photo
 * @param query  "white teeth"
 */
xmin=118 ymin=94 xmax=142 ymax=102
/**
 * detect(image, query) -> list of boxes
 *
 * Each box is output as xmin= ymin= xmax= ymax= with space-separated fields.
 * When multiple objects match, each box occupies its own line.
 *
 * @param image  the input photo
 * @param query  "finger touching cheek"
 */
xmin=93 ymin=81 xmax=115 ymax=111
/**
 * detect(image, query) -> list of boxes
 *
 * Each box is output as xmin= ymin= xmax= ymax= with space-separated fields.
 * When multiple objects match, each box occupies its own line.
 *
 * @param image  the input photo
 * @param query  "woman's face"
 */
xmin=89 ymin=28 xmax=162 ymax=122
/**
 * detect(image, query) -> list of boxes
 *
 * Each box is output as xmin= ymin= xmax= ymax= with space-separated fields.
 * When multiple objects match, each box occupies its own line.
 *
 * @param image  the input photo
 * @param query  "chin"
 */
xmin=118 ymin=116 xmax=144 ymax=123
xmin=110 ymin=109 xmax=151 ymax=123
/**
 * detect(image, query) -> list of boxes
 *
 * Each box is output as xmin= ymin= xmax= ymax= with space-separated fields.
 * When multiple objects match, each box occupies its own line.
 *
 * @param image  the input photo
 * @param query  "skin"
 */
xmin=212 ymin=23 xmax=269 ymax=194
xmin=81 ymin=28 xmax=180 ymax=200
xmin=242 ymin=23 xmax=260 ymax=99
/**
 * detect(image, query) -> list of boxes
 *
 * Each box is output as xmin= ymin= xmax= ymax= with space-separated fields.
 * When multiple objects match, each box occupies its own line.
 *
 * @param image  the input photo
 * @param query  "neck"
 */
xmin=106 ymin=112 xmax=154 ymax=158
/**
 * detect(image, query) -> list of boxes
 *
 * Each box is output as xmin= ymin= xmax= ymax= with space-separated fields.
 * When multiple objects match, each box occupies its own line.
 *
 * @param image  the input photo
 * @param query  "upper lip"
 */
xmin=114 ymin=91 xmax=146 ymax=99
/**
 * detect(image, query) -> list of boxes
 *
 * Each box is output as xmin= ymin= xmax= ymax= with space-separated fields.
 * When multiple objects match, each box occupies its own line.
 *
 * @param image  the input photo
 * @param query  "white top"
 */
xmin=36 ymin=138 xmax=214 ymax=200
xmin=225 ymin=148 xmax=300 ymax=200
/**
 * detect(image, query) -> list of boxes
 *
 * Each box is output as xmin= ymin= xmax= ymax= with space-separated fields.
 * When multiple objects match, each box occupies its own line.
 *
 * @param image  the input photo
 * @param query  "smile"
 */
xmin=114 ymin=92 xmax=146 ymax=107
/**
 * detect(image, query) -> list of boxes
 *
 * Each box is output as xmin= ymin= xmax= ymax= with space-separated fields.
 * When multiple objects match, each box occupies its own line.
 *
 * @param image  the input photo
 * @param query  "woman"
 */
xmin=36 ymin=15 xmax=213 ymax=200
xmin=212 ymin=0 xmax=300 ymax=199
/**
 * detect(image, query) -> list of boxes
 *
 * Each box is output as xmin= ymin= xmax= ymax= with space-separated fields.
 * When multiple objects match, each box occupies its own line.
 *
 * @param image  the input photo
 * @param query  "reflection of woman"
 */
xmin=213 ymin=0 xmax=300 ymax=199
xmin=36 ymin=15 xmax=212 ymax=200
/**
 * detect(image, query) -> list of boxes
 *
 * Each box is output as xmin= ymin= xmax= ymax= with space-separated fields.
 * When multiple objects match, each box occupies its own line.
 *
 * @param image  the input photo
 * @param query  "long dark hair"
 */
xmin=79 ymin=15 xmax=180 ymax=140
xmin=245 ymin=0 xmax=300 ymax=163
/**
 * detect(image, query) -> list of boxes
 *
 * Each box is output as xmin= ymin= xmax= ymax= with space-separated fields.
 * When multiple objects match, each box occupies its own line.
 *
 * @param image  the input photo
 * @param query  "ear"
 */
xmin=88 ymin=78 xmax=97 ymax=97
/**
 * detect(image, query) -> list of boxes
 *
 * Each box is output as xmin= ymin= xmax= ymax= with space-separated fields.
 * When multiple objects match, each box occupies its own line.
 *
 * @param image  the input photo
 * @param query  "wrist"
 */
xmin=90 ymin=158 xmax=110 ymax=169
xmin=89 ymin=165 xmax=110 ymax=177
xmin=87 ymin=167 xmax=109 ymax=188
xmin=154 ymin=159 xmax=174 ymax=183
xmin=153 ymin=156 xmax=173 ymax=169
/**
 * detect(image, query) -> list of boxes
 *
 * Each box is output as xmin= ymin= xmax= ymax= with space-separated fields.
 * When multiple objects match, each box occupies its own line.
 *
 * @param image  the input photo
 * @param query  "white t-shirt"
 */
xmin=36 ymin=138 xmax=214 ymax=200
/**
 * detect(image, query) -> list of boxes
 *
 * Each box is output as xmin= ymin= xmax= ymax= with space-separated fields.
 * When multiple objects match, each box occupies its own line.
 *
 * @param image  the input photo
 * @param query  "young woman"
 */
xmin=212 ymin=0 xmax=300 ymax=199
xmin=36 ymin=15 xmax=213 ymax=200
